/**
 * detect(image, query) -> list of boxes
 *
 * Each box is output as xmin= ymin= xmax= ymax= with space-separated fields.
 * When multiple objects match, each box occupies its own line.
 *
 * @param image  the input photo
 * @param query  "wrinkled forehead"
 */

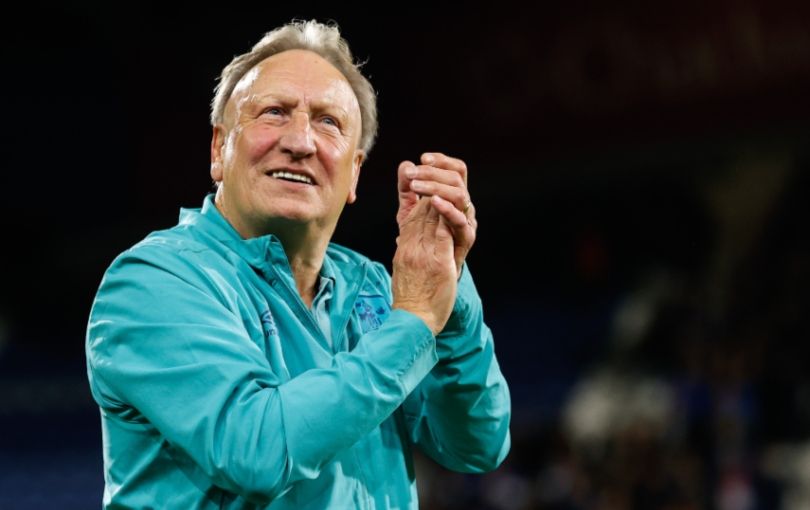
xmin=224 ymin=49 xmax=361 ymax=125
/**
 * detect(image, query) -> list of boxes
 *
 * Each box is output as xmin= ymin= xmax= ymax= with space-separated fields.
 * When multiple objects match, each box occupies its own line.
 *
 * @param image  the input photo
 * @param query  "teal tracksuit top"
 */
xmin=85 ymin=195 xmax=511 ymax=509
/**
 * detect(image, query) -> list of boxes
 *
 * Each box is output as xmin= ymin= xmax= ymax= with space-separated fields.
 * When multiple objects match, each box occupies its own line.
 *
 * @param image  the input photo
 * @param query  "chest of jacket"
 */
xmin=220 ymin=259 xmax=392 ymax=380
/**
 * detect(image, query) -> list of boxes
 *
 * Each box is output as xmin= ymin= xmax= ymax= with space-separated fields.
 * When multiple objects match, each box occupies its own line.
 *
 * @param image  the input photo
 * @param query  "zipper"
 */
xmin=334 ymin=263 xmax=369 ymax=352
xmin=267 ymin=268 xmax=332 ymax=351
xmin=265 ymin=259 xmax=370 ymax=353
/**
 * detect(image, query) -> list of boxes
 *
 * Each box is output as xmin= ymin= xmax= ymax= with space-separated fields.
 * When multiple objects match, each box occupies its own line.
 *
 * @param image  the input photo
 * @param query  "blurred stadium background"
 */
xmin=1 ymin=2 xmax=809 ymax=508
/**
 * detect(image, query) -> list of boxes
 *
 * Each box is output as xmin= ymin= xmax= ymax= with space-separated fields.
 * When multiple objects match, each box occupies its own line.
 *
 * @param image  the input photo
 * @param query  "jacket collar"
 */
xmin=179 ymin=194 xmax=369 ymax=340
xmin=177 ymin=193 xmax=287 ymax=270
xmin=178 ymin=194 xmax=348 ymax=282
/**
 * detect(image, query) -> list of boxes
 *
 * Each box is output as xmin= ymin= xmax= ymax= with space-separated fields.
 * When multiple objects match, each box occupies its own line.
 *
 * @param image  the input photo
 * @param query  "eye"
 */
xmin=321 ymin=115 xmax=339 ymax=128
xmin=262 ymin=107 xmax=284 ymax=116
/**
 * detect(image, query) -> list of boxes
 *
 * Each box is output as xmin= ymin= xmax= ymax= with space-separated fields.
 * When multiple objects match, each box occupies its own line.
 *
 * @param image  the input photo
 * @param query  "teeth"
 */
xmin=271 ymin=171 xmax=313 ymax=185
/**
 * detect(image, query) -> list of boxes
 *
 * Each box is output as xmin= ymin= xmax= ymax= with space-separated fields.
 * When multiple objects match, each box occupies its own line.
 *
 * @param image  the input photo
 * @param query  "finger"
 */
xmin=430 ymin=195 xmax=475 ymax=239
xmin=410 ymin=180 xmax=470 ymax=212
xmin=400 ymin=193 xmax=430 ymax=228
xmin=397 ymin=160 xmax=421 ymax=225
xmin=421 ymin=153 xmax=468 ymax=185
xmin=397 ymin=160 xmax=418 ymax=194
xmin=435 ymin=213 xmax=454 ymax=246
xmin=424 ymin=196 xmax=440 ymax=226
xmin=407 ymin=165 xmax=465 ymax=188
xmin=432 ymin=196 xmax=475 ymax=274
xmin=422 ymin=197 xmax=441 ymax=245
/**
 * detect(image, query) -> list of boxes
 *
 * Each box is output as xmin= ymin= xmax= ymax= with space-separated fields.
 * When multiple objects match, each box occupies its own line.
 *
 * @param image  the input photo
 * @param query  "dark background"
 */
xmin=2 ymin=2 xmax=809 ymax=508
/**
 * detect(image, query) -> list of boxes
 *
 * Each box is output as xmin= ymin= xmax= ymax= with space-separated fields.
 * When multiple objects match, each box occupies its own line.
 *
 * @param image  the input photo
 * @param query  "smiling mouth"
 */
xmin=268 ymin=170 xmax=315 ymax=185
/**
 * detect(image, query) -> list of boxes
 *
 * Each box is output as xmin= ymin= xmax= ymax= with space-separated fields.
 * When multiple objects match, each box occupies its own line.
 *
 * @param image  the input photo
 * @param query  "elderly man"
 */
xmin=86 ymin=20 xmax=510 ymax=509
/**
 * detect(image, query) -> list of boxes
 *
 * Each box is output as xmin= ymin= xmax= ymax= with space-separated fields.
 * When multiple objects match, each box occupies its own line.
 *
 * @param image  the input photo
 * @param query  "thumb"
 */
xmin=398 ymin=160 xmax=417 ymax=194
xmin=435 ymin=215 xmax=453 ymax=244
xmin=430 ymin=195 xmax=452 ymax=241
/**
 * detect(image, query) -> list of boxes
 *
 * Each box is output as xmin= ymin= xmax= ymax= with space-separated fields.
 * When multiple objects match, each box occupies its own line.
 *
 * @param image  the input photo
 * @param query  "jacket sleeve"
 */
xmin=395 ymin=263 xmax=512 ymax=473
xmin=86 ymin=245 xmax=438 ymax=505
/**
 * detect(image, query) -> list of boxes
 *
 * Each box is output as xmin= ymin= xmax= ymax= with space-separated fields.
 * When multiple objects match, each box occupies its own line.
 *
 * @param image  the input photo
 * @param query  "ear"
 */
xmin=346 ymin=150 xmax=365 ymax=204
xmin=210 ymin=125 xmax=226 ymax=183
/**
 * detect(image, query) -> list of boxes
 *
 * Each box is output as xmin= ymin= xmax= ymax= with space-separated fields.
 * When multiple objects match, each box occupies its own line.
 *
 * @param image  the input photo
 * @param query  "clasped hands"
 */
xmin=390 ymin=152 xmax=477 ymax=335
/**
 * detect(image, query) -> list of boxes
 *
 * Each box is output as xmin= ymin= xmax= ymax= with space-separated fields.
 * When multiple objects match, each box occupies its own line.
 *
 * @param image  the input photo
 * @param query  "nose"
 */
xmin=279 ymin=111 xmax=316 ymax=159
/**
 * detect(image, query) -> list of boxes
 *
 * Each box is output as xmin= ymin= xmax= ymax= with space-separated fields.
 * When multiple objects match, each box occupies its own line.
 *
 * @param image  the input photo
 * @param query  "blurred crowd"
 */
xmin=416 ymin=158 xmax=810 ymax=510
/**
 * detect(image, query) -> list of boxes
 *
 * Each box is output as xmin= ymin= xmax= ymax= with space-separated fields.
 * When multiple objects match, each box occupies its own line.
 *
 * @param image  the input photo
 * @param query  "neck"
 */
xmin=276 ymin=229 xmax=329 ymax=308
xmin=213 ymin=195 xmax=333 ymax=307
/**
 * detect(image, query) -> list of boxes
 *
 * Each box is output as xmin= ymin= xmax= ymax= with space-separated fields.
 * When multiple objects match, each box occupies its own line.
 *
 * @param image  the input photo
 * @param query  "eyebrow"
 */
xmin=247 ymin=93 xmax=350 ymax=121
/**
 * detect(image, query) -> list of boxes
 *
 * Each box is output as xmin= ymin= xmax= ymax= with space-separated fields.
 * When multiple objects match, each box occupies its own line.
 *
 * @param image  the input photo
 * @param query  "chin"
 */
xmin=261 ymin=204 xmax=318 ymax=224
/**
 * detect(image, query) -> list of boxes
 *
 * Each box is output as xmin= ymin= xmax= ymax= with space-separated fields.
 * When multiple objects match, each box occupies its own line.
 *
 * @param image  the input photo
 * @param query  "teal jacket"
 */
xmin=86 ymin=195 xmax=511 ymax=509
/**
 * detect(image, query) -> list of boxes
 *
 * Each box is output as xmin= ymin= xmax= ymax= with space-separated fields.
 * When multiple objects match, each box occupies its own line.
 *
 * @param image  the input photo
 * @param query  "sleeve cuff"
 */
xmin=447 ymin=263 xmax=480 ymax=330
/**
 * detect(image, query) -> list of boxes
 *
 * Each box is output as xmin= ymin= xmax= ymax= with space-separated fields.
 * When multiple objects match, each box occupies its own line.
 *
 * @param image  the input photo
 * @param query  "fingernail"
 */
xmin=405 ymin=166 xmax=417 ymax=179
xmin=411 ymin=180 xmax=424 ymax=190
xmin=422 ymin=154 xmax=434 ymax=164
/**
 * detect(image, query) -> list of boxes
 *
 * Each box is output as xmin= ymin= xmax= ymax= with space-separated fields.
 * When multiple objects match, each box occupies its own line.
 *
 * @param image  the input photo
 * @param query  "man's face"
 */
xmin=211 ymin=49 xmax=364 ymax=238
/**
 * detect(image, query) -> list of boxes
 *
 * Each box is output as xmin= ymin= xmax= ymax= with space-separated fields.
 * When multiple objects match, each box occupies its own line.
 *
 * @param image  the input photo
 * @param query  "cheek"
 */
xmin=319 ymin=138 xmax=354 ymax=172
xmin=240 ymin=125 xmax=280 ymax=161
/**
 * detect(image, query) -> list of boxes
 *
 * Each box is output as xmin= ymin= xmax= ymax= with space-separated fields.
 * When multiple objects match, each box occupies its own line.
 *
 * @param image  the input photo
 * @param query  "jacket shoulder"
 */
xmin=117 ymin=223 xmax=215 ymax=264
xmin=96 ymin=225 xmax=232 ymax=302
xmin=326 ymin=243 xmax=390 ymax=282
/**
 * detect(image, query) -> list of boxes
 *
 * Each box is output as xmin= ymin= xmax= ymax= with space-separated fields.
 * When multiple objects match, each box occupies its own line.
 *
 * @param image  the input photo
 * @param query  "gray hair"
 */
xmin=210 ymin=20 xmax=378 ymax=155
